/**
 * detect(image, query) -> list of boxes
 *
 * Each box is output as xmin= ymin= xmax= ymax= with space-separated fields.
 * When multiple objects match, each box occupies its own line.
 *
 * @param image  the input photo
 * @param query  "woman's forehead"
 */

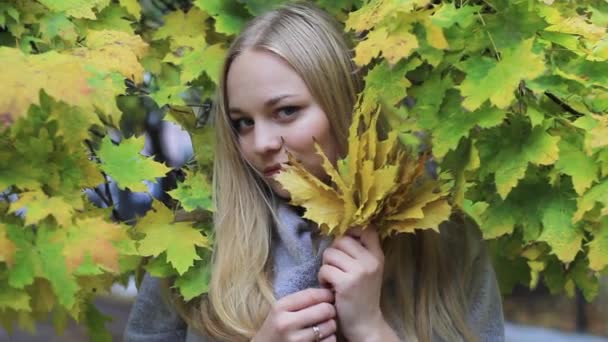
xmin=226 ymin=50 xmax=312 ymax=110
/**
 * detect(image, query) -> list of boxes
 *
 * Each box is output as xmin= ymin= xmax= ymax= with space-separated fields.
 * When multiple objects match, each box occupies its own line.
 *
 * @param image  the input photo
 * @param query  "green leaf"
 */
xmin=554 ymin=137 xmax=599 ymax=195
xmin=574 ymin=179 xmax=608 ymax=222
xmin=39 ymin=13 xmax=78 ymax=44
xmin=36 ymin=229 xmax=79 ymax=309
xmin=119 ymin=0 xmax=141 ymax=20
xmin=6 ymin=225 xmax=37 ymax=289
xmin=363 ymin=58 xmax=419 ymax=107
xmin=136 ymin=204 xmax=211 ymax=275
xmin=174 ymin=260 xmax=211 ymax=300
xmin=37 ymin=0 xmax=110 ymax=19
xmin=144 ymin=253 xmax=177 ymax=278
xmin=458 ymin=39 xmax=545 ymax=111
xmin=194 ymin=0 xmax=247 ymax=35
xmin=480 ymin=123 xmax=560 ymax=199
xmin=538 ymin=196 xmax=582 ymax=263
xmin=570 ymin=257 xmax=599 ymax=301
xmin=153 ymin=8 xmax=208 ymax=45
xmin=97 ymin=136 xmax=172 ymax=192
xmin=0 ymin=283 xmax=31 ymax=311
xmin=180 ymin=43 xmax=226 ymax=84
xmin=84 ymin=303 xmax=112 ymax=342
xmin=431 ymin=3 xmax=480 ymax=29
xmin=433 ymin=93 xmax=506 ymax=158
xmin=168 ymin=171 xmax=213 ymax=212
xmin=588 ymin=219 xmax=608 ymax=272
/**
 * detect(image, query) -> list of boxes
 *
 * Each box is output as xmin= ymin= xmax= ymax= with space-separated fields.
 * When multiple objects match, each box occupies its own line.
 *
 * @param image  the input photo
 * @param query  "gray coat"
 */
xmin=124 ymin=203 xmax=505 ymax=342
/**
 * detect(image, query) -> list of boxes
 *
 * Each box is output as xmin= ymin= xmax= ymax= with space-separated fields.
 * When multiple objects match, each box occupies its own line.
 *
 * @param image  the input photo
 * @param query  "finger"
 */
xmin=331 ymin=235 xmax=368 ymax=259
xmin=291 ymin=319 xmax=337 ymax=342
xmin=360 ymin=225 xmax=383 ymax=257
xmin=277 ymin=288 xmax=334 ymax=312
xmin=322 ymin=247 xmax=355 ymax=272
xmin=291 ymin=302 xmax=335 ymax=328
xmin=318 ymin=264 xmax=346 ymax=290
xmin=321 ymin=335 xmax=337 ymax=342
xmin=346 ymin=226 xmax=363 ymax=239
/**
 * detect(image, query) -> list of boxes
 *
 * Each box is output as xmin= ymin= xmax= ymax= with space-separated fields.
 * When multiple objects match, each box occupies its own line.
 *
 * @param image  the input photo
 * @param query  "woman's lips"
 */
xmin=263 ymin=165 xmax=282 ymax=177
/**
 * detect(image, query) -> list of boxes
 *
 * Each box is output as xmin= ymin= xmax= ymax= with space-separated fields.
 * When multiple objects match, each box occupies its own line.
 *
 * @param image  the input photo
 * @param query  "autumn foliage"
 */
xmin=0 ymin=0 xmax=607 ymax=338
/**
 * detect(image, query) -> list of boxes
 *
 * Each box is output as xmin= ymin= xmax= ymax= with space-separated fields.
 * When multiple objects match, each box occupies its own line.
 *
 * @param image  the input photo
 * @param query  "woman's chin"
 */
xmin=268 ymin=179 xmax=291 ymax=200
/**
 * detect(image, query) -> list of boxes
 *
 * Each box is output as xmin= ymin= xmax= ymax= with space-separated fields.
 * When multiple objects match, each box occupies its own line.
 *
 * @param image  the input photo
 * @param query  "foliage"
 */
xmin=276 ymin=100 xmax=452 ymax=238
xmin=0 ymin=0 xmax=607 ymax=338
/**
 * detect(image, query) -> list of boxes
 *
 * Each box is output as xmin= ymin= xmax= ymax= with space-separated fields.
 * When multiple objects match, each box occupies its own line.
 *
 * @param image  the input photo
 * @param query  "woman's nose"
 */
xmin=253 ymin=125 xmax=283 ymax=154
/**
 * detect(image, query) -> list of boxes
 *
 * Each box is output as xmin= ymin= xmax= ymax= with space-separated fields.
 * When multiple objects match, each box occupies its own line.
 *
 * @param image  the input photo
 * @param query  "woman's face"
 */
xmin=226 ymin=49 xmax=339 ymax=198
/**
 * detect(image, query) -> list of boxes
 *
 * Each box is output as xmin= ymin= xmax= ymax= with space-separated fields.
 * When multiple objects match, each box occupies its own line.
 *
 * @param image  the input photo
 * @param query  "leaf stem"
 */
xmin=477 ymin=12 xmax=500 ymax=61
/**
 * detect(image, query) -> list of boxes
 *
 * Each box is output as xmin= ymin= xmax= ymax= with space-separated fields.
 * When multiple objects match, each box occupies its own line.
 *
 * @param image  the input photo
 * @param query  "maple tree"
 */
xmin=0 ymin=0 xmax=607 ymax=338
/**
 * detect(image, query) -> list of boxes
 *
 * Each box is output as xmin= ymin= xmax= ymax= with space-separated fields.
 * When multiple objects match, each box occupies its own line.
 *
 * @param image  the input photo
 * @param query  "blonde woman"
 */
xmin=125 ymin=2 xmax=505 ymax=341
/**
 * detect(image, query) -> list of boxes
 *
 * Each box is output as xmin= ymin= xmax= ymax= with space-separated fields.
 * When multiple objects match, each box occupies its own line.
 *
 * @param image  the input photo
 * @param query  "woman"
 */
xmin=124 ymin=2 xmax=505 ymax=341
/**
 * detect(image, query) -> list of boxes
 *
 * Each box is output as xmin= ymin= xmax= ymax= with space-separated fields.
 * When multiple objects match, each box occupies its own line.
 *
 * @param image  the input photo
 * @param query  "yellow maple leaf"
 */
xmin=276 ymin=98 xmax=452 ymax=238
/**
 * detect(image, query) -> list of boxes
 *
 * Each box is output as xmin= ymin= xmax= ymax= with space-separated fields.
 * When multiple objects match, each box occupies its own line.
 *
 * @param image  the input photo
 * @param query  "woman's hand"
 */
xmin=318 ymin=226 xmax=395 ymax=342
xmin=252 ymin=288 xmax=337 ymax=342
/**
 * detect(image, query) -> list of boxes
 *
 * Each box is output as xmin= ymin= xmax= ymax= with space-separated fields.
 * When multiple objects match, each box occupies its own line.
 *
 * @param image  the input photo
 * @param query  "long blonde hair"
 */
xmin=186 ymin=2 xmax=478 ymax=341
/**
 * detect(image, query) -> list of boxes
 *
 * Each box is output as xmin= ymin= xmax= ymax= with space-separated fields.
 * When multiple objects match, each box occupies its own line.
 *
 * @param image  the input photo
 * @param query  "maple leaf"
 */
xmin=174 ymin=260 xmax=211 ymax=300
xmin=431 ymin=3 xmax=480 ymax=29
xmin=362 ymin=59 xmax=419 ymax=107
xmin=458 ymin=38 xmax=546 ymax=111
xmin=0 ymin=48 xmax=118 ymax=128
xmin=39 ymin=13 xmax=78 ymax=45
xmin=554 ymin=137 xmax=599 ymax=195
xmin=174 ymin=43 xmax=226 ymax=84
xmin=0 ymin=283 xmax=31 ymax=311
xmin=9 ymin=190 xmax=83 ymax=227
xmin=193 ymin=0 xmax=247 ymax=35
xmin=538 ymin=196 xmax=582 ymax=263
xmin=573 ymin=179 xmax=608 ymax=222
xmin=153 ymin=8 xmax=208 ymax=49
xmin=479 ymin=122 xmax=560 ymax=199
xmin=276 ymin=98 xmax=453 ymax=237
xmin=97 ymin=136 xmax=172 ymax=192
xmin=57 ymin=217 xmax=132 ymax=274
xmin=37 ymin=0 xmax=110 ymax=20
xmin=136 ymin=203 xmax=211 ymax=274
xmin=168 ymin=171 xmax=213 ymax=212
xmin=74 ymin=30 xmax=148 ymax=83
xmin=588 ymin=219 xmax=608 ymax=271
xmin=119 ymin=0 xmax=141 ymax=20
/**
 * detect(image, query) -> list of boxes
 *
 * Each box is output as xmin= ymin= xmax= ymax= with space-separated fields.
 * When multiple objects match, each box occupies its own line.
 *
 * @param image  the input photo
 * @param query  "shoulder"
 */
xmin=124 ymin=274 xmax=188 ymax=342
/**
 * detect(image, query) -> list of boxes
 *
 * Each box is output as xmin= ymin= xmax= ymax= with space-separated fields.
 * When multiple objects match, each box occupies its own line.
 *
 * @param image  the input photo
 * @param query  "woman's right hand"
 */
xmin=252 ymin=288 xmax=337 ymax=342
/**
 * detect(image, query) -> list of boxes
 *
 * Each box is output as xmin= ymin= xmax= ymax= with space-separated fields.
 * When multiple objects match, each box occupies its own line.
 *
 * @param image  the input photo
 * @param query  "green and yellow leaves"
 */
xmin=458 ymin=39 xmax=545 ymax=111
xmin=0 ymin=29 xmax=147 ymax=128
xmin=168 ymin=171 xmax=213 ymax=212
xmin=136 ymin=204 xmax=211 ymax=275
xmin=97 ymin=136 xmax=171 ymax=192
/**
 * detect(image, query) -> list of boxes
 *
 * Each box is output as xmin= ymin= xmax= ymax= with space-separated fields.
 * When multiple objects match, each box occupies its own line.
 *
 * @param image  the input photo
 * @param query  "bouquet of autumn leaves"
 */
xmin=275 ymin=98 xmax=453 ymax=238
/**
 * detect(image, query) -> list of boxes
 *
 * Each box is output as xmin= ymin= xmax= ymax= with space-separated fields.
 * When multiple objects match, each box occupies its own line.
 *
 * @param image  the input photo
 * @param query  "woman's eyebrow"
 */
xmin=229 ymin=94 xmax=296 ymax=115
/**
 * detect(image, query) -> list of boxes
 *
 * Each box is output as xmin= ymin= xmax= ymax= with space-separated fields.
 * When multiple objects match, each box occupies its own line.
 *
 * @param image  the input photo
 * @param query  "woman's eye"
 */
xmin=231 ymin=118 xmax=254 ymax=133
xmin=276 ymin=106 xmax=299 ymax=119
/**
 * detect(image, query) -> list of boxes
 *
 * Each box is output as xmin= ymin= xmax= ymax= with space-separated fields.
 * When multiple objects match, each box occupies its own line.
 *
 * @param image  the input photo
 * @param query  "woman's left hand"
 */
xmin=317 ymin=226 xmax=390 ymax=342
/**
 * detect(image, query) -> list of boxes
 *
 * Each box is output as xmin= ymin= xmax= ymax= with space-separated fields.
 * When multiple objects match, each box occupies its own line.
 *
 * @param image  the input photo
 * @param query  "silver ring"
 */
xmin=312 ymin=325 xmax=321 ymax=341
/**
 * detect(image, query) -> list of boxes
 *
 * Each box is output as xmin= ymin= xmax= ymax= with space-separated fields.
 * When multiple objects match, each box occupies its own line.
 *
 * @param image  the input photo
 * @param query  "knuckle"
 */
xmin=274 ymin=316 xmax=291 ymax=333
xmin=320 ymin=302 xmax=335 ymax=318
xmin=327 ymin=319 xmax=337 ymax=332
